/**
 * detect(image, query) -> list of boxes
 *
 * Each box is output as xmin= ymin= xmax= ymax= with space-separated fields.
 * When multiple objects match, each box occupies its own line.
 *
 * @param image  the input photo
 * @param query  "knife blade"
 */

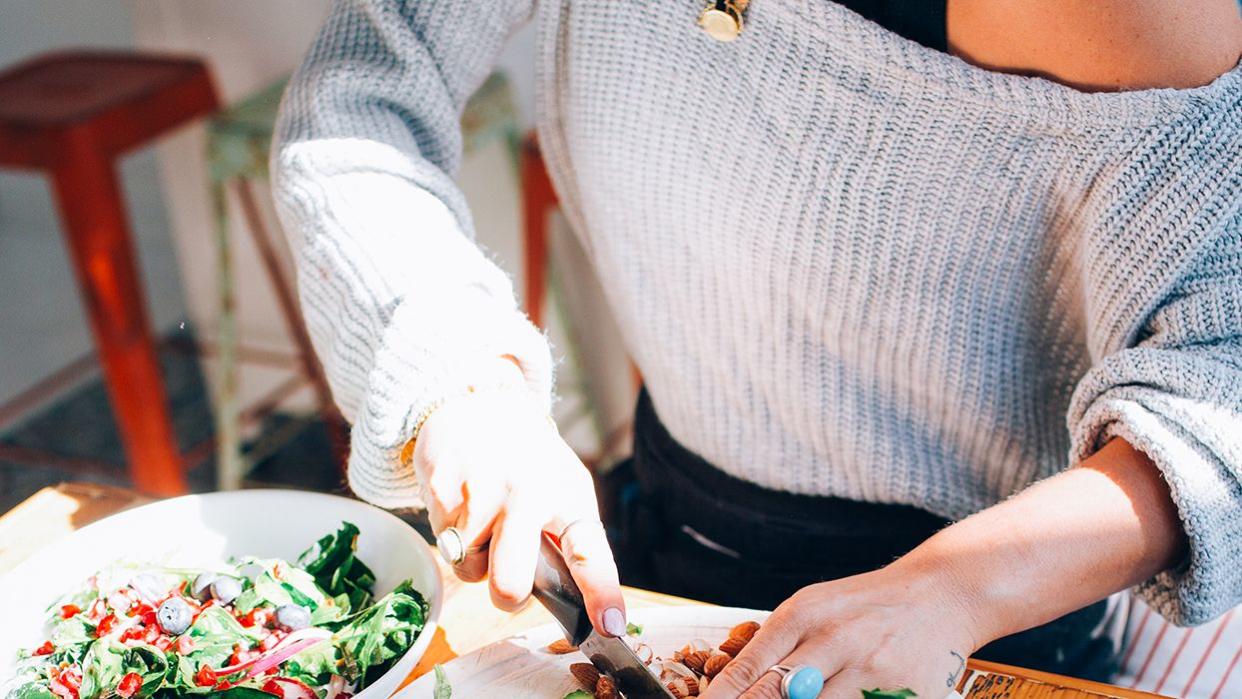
xmin=533 ymin=531 xmax=675 ymax=699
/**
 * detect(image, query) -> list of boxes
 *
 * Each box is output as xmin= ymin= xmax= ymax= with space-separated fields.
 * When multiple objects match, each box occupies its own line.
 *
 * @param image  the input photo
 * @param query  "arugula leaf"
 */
xmin=282 ymin=641 xmax=341 ymax=687
xmin=432 ymin=665 xmax=452 ymax=699
xmin=176 ymin=606 xmax=264 ymax=676
xmin=324 ymin=582 xmax=427 ymax=677
xmin=861 ymin=689 xmax=917 ymax=698
xmin=5 ymin=681 xmax=57 ymax=699
xmin=212 ymin=688 xmax=279 ymax=699
xmin=120 ymin=646 xmax=170 ymax=698
xmin=50 ymin=617 xmax=96 ymax=648
xmin=78 ymin=640 xmax=125 ymax=699
xmin=297 ymin=523 xmax=375 ymax=610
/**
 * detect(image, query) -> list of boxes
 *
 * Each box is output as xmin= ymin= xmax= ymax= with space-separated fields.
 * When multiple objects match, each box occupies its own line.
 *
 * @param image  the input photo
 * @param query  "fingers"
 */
xmin=737 ymin=645 xmax=832 ymax=699
xmin=488 ymin=502 xmax=544 ymax=611
xmin=425 ymin=475 xmax=504 ymax=583
xmin=559 ymin=517 xmax=627 ymax=637
xmin=702 ymin=611 xmax=802 ymax=698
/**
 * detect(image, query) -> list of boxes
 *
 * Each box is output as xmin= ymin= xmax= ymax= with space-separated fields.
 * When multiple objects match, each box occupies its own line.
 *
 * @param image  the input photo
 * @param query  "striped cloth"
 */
xmin=1119 ymin=595 xmax=1242 ymax=697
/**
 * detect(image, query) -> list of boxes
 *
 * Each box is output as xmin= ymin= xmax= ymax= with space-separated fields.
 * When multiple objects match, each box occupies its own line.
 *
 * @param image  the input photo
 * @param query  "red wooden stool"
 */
xmin=0 ymin=51 xmax=219 ymax=495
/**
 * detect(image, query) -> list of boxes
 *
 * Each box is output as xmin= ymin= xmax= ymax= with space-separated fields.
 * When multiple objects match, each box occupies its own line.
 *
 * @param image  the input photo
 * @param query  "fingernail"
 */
xmin=602 ymin=607 xmax=626 ymax=637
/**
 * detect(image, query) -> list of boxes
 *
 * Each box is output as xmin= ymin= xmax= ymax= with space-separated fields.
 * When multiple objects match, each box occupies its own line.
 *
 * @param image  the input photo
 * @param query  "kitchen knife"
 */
xmin=533 ymin=531 xmax=675 ymax=699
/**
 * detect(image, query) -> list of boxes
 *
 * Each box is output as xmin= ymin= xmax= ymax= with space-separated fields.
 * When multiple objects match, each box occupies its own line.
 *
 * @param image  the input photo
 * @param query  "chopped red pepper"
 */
xmin=96 ymin=614 xmax=118 ymax=637
xmin=120 ymin=626 xmax=146 ymax=644
xmin=215 ymin=681 xmax=233 ymax=691
xmin=59 ymin=604 xmax=81 ymax=619
xmin=153 ymin=636 xmax=173 ymax=652
xmin=33 ymin=641 xmax=55 ymax=656
xmin=115 ymin=672 xmax=142 ymax=698
xmin=176 ymin=636 xmax=195 ymax=655
xmin=193 ymin=666 xmax=218 ymax=687
xmin=260 ymin=679 xmax=285 ymax=698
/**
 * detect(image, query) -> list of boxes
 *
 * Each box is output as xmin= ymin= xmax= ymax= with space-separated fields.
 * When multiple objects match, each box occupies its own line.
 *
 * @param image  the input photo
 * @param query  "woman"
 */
xmin=272 ymin=1 xmax=1242 ymax=696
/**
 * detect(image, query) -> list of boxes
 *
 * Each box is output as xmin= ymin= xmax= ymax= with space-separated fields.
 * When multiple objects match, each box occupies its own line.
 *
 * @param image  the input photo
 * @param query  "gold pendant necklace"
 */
xmin=698 ymin=0 xmax=750 ymax=42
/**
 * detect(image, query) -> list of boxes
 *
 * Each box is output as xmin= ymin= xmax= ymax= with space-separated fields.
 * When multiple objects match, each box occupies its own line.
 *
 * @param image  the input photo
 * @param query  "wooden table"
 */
xmin=0 ymin=484 xmax=1163 ymax=698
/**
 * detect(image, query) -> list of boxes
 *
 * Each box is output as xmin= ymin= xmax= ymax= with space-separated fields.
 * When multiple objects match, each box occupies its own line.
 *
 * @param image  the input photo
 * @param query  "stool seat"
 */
xmin=0 ymin=51 xmax=215 ymax=169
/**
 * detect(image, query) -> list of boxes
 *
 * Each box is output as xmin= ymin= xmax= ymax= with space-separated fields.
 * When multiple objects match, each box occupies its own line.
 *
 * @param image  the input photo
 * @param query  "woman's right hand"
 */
xmin=411 ymin=375 xmax=627 ymax=638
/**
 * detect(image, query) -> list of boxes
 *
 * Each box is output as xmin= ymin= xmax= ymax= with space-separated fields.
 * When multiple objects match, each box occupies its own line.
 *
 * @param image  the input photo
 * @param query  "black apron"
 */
xmin=602 ymin=390 xmax=1121 ymax=682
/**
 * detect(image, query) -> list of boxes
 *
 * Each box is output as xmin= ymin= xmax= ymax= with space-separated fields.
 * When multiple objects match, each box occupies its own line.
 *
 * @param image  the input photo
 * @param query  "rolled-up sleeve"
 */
xmin=1068 ymin=220 xmax=1242 ymax=626
xmin=271 ymin=0 xmax=549 ymax=508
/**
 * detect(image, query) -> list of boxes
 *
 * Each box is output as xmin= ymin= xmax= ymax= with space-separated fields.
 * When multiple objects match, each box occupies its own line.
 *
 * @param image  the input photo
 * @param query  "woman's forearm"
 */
xmin=894 ymin=437 xmax=1188 ymax=649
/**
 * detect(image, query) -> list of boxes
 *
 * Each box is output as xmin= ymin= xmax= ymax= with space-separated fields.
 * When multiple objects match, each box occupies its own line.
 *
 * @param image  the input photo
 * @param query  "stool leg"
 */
xmin=50 ymin=150 xmax=186 ymax=495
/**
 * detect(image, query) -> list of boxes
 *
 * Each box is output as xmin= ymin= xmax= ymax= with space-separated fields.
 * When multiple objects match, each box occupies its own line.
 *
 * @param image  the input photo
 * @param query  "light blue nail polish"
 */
xmin=784 ymin=666 xmax=824 ymax=699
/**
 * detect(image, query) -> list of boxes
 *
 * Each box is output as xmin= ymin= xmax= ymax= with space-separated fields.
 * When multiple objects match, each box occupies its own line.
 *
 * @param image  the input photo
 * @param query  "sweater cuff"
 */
xmin=1069 ymin=350 xmax=1242 ymax=626
xmin=345 ymin=293 xmax=553 ymax=509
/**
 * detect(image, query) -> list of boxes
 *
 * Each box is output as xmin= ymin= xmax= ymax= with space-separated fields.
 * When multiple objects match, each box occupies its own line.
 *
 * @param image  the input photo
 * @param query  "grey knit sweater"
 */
xmin=272 ymin=0 xmax=1242 ymax=625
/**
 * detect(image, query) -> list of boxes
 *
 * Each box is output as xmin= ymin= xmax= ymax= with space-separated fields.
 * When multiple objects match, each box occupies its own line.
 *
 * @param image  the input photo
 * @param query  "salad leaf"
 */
xmin=178 ymin=606 xmax=264 ymax=674
xmin=50 ymin=617 xmax=95 ymax=648
xmin=213 ymin=688 xmax=280 ymax=699
xmin=121 ymin=646 xmax=170 ymax=698
xmin=281 ymin=641 xmax=341 ymax=687
xmin=78 ymin=640 xmax=125 ymax=699
xmin=861 ymin=689 xmax=917 ymax=698
xmin=325 ymin=581 xmax=427 ymax=676
xmin=561 ymin=692 xmax=592 ymax=699
xmin=625 ymin=622 xmax=643 ymax=637
xmin=6 ymin=682 xmax=56 ymax=699
xmin=297 ymin=523 xmax=375 ymax=610
xmin=432 ymin=665 xmax=452 ymax=699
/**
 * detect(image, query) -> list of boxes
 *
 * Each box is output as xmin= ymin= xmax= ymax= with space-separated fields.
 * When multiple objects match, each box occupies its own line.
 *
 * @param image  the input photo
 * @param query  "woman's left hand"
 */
xmin=701 ymin=559 xmax=982 ymax=699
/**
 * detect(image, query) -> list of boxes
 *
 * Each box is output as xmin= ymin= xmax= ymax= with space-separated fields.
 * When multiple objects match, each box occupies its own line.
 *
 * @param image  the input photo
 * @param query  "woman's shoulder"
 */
xmin=946 ymin=0 xmax=1242 ymax=92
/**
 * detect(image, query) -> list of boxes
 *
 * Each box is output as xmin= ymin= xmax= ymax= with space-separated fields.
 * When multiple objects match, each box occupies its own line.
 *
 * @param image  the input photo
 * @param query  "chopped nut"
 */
xmin=569 ymin=663 xmax=600 ymax=689
xmin=683 ymin=649 xmax=710 ymax=674
xmin=546 ymin=638 xmax=578 ymax=654
xmin=719 ymin=636 xmax=748 ymax=656
xmin=595 ymin=675 xmax=619 ymax=699
xmin=704 ymin=653 xmax=730 ymax=677
xmin=728 ymin=621 xmax=760 ymax=642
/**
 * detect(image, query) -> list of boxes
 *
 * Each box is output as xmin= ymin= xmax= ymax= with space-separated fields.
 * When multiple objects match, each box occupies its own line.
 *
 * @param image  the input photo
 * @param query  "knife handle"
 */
xmin=533 ymin=531 xmax=594 ymax=646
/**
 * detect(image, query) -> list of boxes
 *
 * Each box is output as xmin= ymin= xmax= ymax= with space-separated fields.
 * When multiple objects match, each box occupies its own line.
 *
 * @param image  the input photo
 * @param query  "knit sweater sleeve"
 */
xmin=1068 ymin=207 xmax=1242 ymax=626
xmin=270 ymin=0 xmax=549 ymax=508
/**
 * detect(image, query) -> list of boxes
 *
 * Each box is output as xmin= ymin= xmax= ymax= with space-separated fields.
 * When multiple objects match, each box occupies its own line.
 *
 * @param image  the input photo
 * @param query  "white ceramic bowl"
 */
xmin=0 ymin=489 xmax=443 ymax=699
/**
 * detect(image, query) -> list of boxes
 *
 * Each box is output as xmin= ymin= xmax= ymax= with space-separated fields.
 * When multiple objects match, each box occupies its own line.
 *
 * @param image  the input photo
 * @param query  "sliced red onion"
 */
xmin=217 ymin=628 xmax=331 ymax=679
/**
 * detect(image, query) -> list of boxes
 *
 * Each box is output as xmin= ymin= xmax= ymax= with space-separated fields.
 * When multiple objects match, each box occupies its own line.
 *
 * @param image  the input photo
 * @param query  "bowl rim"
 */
xmin=0 ymin=488 xmax=443 ymax=698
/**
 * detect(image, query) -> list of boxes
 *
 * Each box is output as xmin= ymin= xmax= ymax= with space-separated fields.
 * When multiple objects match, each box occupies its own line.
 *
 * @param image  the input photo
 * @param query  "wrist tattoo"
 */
xmin=946 ymin=650 xmax=966 ymax=688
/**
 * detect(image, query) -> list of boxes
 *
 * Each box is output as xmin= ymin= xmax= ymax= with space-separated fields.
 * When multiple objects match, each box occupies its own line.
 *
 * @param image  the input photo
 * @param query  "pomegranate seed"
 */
xmin=115 ymin=672 xmax=142 ymax=698
xmin=194 ymin=666 xmax=217 ymax=687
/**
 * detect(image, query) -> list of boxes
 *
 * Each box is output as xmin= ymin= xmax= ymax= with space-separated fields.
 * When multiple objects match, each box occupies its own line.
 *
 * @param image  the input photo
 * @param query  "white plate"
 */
xmin=0 ymin=489 xmax=443 ymax=699
xmin=399 ymin=606 xmax=768 ymax=698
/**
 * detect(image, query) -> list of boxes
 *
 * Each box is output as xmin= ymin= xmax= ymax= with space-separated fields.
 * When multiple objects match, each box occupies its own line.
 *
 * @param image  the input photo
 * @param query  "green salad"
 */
xmin=4 ymin=523 xmax=428 ymax=699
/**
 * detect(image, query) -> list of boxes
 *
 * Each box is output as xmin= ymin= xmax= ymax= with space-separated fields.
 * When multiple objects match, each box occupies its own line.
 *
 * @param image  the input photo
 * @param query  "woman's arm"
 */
xmin=273 ymin=1 xmax=629 ymax=635
xmin=272 ymin=0 xmax=549 ymax=508
xmin=901 ymin=437 xmax=1186 ymax=652
xmin=700 ymin=439 xmax=1189 ymax=699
